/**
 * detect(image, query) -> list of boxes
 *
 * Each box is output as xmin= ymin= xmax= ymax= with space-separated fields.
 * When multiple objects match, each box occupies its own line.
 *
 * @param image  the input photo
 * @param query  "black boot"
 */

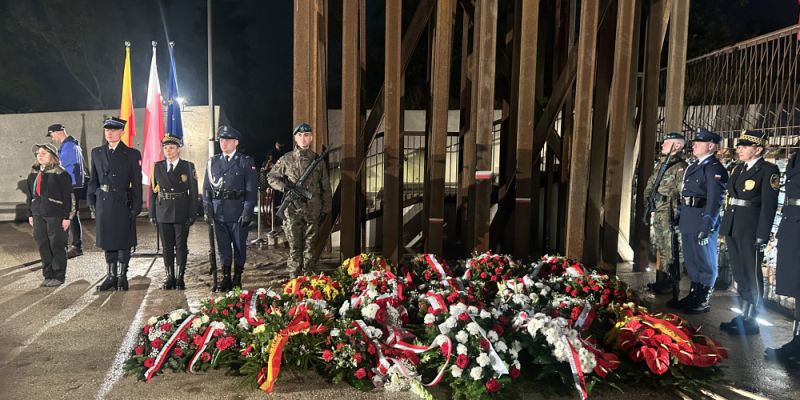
xmin=97 ymin=262 xmax=118 ymax=291
xmin=175 ymin=263 xmax=186 ymax=290
xmin=684 ymin=284 xmax=713 ymax=314
xmin=218 ymin=265 xmax=232 ymax=292
xmin=117 ymin=263 xmax=129 ymax=291
xmin=647 ymin=270 xmax=673 ymax=294
xmin=723 ymin=301 xmax=760 ymax=335
xmin=720 ymin=300 xmax=747 ymax=331
xmin=766 ymin=321 xmax=800 ymax=360
xmin=232 ymin=264 xmax=244 ymax=289
xmin=162 ymin=262 xmax=176 ymax=290
xmin=667 ymin=282 xmax=698 ymax=309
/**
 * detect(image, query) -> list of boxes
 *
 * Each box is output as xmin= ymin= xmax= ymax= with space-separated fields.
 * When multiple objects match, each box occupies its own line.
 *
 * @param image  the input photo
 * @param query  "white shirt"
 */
xmin=222 ymin=151 xmax=236 ymax=161
xmin=166 ymin=158 xmax=180 ymax=171
xmin=695 ymin=153 xmax=713 ymax=165
xmin=745 ymin=157 xmax=762 ymax=171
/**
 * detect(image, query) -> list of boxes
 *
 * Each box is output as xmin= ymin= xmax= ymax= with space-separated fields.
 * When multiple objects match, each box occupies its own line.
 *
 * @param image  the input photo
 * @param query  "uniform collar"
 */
xmin=222 ymin=150 xmax=237 ymax=159
xmin=166 ymin=158 xmax=181 ymax=168
xmin=695 ymin=153 xmax=713 ymax=164
xmin=745 ymin=156 xmax=762 ymax=170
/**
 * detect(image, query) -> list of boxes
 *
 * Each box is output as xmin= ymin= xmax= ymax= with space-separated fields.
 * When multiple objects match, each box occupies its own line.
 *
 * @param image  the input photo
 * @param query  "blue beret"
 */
xmin=736 ymin=129 xmax=768 ymax=147
xmin=293 ymin=123 xmax=313 ymax=135
xmin=693 ymin=128 xmax=722 ymax=144
xmin=103 ymin=117 xmax=126 ymax=130
xmin=217 ymin=125 xmax=241 ymax=140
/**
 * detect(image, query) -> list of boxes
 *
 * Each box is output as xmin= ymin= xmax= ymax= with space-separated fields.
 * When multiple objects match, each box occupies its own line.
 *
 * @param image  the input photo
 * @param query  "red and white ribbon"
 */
xmin=243 ymin=291 xmax=264 ymax=327
xmin=391 ymin=335 xmax=452 ymax=386
xmin=188 ymin=322 xmax=224 ymax=373
xmin=425 ymin=254 xmax=448 ymax=280
xmin=144 ymin=315 xmax=197 ymax=382
xmin=575 ymin=302 xmax=593 ymax=331
xmin=562 ymin=336 xmax=588 ymax=400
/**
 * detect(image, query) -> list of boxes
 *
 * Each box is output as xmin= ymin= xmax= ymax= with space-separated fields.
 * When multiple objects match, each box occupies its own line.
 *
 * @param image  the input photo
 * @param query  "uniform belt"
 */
xmin=728 ymin=197 xmax=756 ymax=207
xmin=681 ymin=196 xmax=706 ymax=208
xmin=158 ymin=191 xmax=189 ymax=200
xmin=99 ymin=184 xmax=123 ymax=192
xmin=785 ymin=197 xmax=800 ymax=206
xmin=214 ymin=190 xmax=244 ymax=200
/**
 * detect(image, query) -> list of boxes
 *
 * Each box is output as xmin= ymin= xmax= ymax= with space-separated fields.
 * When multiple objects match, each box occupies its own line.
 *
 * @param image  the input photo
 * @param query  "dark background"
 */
xmin=0 ymin=0 xmax=797 ymax=166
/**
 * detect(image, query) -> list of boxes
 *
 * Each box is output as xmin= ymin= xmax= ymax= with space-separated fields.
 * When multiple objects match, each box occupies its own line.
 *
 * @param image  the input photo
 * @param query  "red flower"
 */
xmin=221 ymin=309 xmax=229 ymax=316
xmin=494 ymin=325 xmax=504 ymax=336
xmin=367 ymin=343 xmax=376 ymax=355
xmin=173 ymin=347 xmax=183 ymax=357
xmin=509 ymin=367 xmax=520 ymax=379
xmin=490 ymin=275 xmax=498 ymax=282
xmin=345 ymin=328 xmax=354 ymax=336
xmin=322 ymin=350 xmax=333 ymax=362
xmin=375 ymin=308 xmax=389 ymax=324
xmin=457 ymin=313 xmax=470 ymax=321
xmin=134 ymin=345 xmax=144 ymax=356
xmin=485 ymin=378 xmax=501 ymax=393
xmin=456 ymin=354 xmax=470 ymax=369
xmin=570 ymin=290 xmax=578 ymax=297
xmin=235 ymin=312 xmax=243 ymax=318
xmin=143 ymin=357 xmax=155 ymax=368
xmin=354 ymin=368 xmax=367 ymax=379
xmin=200 ymin=352 xmax=211 ymax=363
xmin=151 ymin=338 xmax=163 ymax=349
xmin=439 ymin=340 xmax=451 ymax=356
xmin=216 ymin=336 xmax=236 ymax=351
xmin=241 ymin=344 xmax=253 ymax=356
xmin=480 ymin=272 xmax=488 ymax=279
xmin=193 ymin=334 xmax=206 ymax=347
xmin=143 ymin=325 xmax=151 ymax=334
xmin=353 ymin=352 xmax=363 ymax=363
xmin=160 ymin=322 xmax=172 ymax=331
xmin=644 ymin=346 xmax=670 ymax=375
xmin=480 ymin=338 xmax=490 ymax=351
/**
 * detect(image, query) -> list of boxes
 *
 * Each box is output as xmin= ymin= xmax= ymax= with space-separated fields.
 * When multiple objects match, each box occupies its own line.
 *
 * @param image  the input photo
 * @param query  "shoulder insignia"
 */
xmin=713 ymin=174 xmax=721 ymax=180
xmin=770 ymin=173 xmax=781 ymax=190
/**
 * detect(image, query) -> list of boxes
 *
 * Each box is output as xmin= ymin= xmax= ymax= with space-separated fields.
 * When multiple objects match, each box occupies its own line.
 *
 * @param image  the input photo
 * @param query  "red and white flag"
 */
xmin=141 ymin=43 xmax=164 ymax=204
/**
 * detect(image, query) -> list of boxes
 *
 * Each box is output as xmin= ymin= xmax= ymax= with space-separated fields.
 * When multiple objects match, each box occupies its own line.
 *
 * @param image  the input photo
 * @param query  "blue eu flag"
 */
xmin=165 ymin=45 xmax=184 ymax=143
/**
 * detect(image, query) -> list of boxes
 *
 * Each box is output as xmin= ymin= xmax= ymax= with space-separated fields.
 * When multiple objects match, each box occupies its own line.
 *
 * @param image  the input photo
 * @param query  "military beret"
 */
xmin=46 ymin=123 xmax=65 ymax=137
xmin=736 ymin=129 xmax=768 ymax=147
xmin=217 ymin=125 xmax=241 ymax=140
xmin=161 ymin=135 xmax=182 ymax=147
xmin=103 ymin=117 xmax=126 ymax=130
xmin=31 ymin=143 xmax=59 ymax=158
xmin=292 ymin=122 xmax=313 ymax=135
xmin=693 ymin=128 xmax=722 ymax=144
xmin=663 ymin=131 xmax=685 ymax=141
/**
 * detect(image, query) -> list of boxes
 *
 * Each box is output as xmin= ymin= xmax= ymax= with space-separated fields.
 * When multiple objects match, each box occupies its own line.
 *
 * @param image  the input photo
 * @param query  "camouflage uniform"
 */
xmin=266 ymin=147 xmax=332 ymax=275
xmin=645 ymin=154 xmax=687 ymax=267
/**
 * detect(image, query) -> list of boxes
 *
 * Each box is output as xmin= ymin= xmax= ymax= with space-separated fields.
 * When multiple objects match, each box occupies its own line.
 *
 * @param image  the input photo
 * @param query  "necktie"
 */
xmin=35 ymin=171 xmax=42 ymax=196
xmin=108 ymin=147 xmax=115 ymax=157
xmin=168 ymin=163 xmax=174 ymax=173
xmin=225 ymin=155 xmax=230 ymax=163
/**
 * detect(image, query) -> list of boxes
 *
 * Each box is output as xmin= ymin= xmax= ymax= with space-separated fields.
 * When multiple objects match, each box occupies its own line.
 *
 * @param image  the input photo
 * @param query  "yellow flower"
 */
xmin=253 ymin=325 xmax=266 ymax=334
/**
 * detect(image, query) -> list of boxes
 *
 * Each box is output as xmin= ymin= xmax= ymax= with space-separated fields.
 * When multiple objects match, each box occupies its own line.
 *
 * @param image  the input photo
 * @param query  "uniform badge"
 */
xmin=744 ymin=179 xmax=756 ymax=191
xmin=153 ymin=183 xmax=160 ymax=193
xmin=181 ymin=174 xmax=188 ymax=183
xmin=770 ymin=173 xmax=780 ymax=190
xmin=714 ymin=174 xmax=721 ymax=180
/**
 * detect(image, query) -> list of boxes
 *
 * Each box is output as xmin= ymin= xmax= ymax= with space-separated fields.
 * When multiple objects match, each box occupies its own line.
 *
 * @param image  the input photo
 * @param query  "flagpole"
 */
xmin=207 ymin=0 xmax=215 ymax=158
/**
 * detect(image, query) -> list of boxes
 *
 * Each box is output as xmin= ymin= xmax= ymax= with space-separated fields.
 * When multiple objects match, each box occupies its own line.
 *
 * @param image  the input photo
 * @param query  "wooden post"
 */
xmin=664 ymin=0 xmax=690 ymax=133
xmin=384 ymin=0 xmax=403 ymax=265
xmin=293 ymin=0 xmax=311 ymax=125
xmin=341 ymin=0 xmax=361 ymax=258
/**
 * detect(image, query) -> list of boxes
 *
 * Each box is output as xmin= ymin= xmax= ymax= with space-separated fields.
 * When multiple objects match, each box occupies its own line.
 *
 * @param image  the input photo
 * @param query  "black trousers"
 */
xmin=33 ymin=215 xmax=68 ymax=281
xmin=104 ymin=248 xmax=131 ymax=264
xmin=727 ymin=235 xmax=764 ymax=307
xmin=70 ymin=187 xmax=85 ymax=249
xmin=159 ymin=222 xmax=189 ymax=267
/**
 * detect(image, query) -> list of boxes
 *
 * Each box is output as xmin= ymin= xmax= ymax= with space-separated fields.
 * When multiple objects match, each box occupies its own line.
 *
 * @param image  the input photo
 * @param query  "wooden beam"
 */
xmin=424 ymin=0 xmax=455 ymax=254
xmin=293 ymin=0 xmax=311 ymax=125
xmin=601 ymin=0 xmax=638 ymax=269
xmin=458 ymin=9 xmax=475 ymax=250
xmin=564 ymin=0 xmax=600 ymax=260
xmin=664 ymin=0 xmax=689 ymax=132
xmin=313 ymin=0 xmax=329 ymax=151
xmin=512 ymin=0 xmax=540 ymax=257
xmin=384 ymin=0 xmax=403 ymax=265
xmin=340 ymin=0 xmax=361 ymax=258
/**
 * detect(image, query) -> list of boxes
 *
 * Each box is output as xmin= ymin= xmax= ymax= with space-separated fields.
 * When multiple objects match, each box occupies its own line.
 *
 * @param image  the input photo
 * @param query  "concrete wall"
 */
xmin=0 ymin=106 xmax=219 ymax=221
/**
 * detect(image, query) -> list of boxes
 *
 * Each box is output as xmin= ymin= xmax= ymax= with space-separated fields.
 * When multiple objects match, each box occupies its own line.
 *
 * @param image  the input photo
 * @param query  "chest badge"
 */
xmin=744 ymin=179 xmax=756 ymax=191
xmin=181 ymin=174 xmax=188 ymax=183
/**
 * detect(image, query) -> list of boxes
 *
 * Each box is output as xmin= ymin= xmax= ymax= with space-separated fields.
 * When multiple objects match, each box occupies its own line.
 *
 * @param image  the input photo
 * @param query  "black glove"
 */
xmin=238 ymin=215 xmax=252 ymax=227
xmin=756 ymin=237 xmax=767 ymax=251
xmin=319 ymin=213 xmax=327 ymax=224
xmin=697 ymin=231 xmax=709 ymax=246
xmin=150 ymin=218 xmax=157 ymax=226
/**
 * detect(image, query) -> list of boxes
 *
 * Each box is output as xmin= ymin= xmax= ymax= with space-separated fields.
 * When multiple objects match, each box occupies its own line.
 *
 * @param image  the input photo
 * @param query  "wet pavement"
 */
xmin=0 ymin=219 xmax=797 ymax=399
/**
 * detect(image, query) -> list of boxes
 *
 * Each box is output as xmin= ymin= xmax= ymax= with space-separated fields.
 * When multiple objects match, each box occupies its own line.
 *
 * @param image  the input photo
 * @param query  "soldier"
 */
xmin=267 ymin=123 xmax=332 ymax=276
xmin=203 ymin=126 xmax=258 ymax=292
xmin=719 ymin=130 xmax=779 ymax=335
xmin=87 ymin=117 xmax=143 ymax=291
xmin=766 ymin=149 xmax=800 ymax=364
xmin=27 ymin=143 xmax=73 ymax=287
xmin=672 ymin=128 xmax=728 ymax=313
xmin=149 ymin=135 xmax=199 ymax=290
xmin=48 ymin=123 xmax=87 ymax=257
xmin=644 ymin=132 xmax=688 ymax=294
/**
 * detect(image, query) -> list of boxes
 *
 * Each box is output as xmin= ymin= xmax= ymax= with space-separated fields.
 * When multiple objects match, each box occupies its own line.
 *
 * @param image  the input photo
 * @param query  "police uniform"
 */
xmin=266 ymin=123 xmax=332 ymax=276
xmin=767 ymin=150 xmax=800 ymax=361
xmin=87 ymin=117 xmax=142 ymax=291
xmin=27 ymin=143 xmax=74 ymax=287
xmin=644 ymin=132 xmax=688 ymax=293
xmin=48 ymin=123 xmax=87 ymax=255
xmin=203 ymin=126 xmax=257 ymax=291
xmin=149 ymin=135 xmax=199 ymax=290
xmin=719 ymin=130 xmax=779 ymax=335
xmin=674 ymin=128 xmax=728 ymax=313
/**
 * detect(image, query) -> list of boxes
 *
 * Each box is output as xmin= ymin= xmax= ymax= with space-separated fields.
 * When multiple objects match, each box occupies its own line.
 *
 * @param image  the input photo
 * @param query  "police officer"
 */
xmin=203 ymin=126 xmax=257 ymax=292
xmin=48 ymin=123 xmax=87 ymax=257
xmin=766 ymin=149 xmax=800 ymax=363
xmin=87 ymin=117 xmax=142 ymax=291
xmin=719 ymin=130 xmax=779 ymax=335
xmin=267 ymin=123 xmax=332 ymax=276
xmin=644 ymin=132 xmax=688 ymax=294
xmin=149 ymin=135 xmax=199 ymax=290
xmin=672 ymin=128 xmax=728 ymax=313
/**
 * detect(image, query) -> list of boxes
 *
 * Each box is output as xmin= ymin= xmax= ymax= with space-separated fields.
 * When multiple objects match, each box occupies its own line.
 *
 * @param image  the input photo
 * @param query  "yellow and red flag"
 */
xmin=119 ymin=42 xmax=136 ymax=146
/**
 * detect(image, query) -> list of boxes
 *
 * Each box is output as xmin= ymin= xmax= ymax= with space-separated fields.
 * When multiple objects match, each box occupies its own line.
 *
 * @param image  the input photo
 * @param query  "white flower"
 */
xmin=466 ymin=322 xmax=481 ymax=336
xmin=467 ymin=306 xmax=479 ymax=315
xmin=238 ymin=317 xmax=250 ymax=330
xmin=479 ymin=310 xmax=491 ymax=319
xmin=366 ymin=326 xmax=383 ymax=339
xmin=449 ymin=303 xmax=467 ymax=316
xmin=469 ymin=366 xmax=483 ymax=380
xmin=487 ymin=330 xmax=499 ymax=342
xmin=256 ymin=288 xmax=267 ymax=295
xmin=191 ymin=318 xmax=204 ymax=329
xmin=147 ymin=316 xmax=159 ymax=326
xmin=455 ymin=330 xmax=469 ymax=344
xmin=168 ymin=309 xmax=187 ymax=323
xmin=457 ymin=344 xmax=468 ymax=355
xmin=424 ymin=313 xmax=436 ymax=325
xmin=540 ymin=289 xmax=549 ymax=296
xmin=201 ymin=314 xmax=210 ymax=324
xmin=442 ymin=316 xmax=457 ymax=329
xmin=451 ymin=366 xmax=463 ymax=378
xmin=330 ymin=328 xmax=340 ymax=337
xmin=512 ymin=340 xmax=522 ymax=352
xmin=339 ymin=300 xmax=351 ymax=316
xmin=361 ymin=303 xmax=380 ymax=320
xmin=491 ymin=308 xmax=502 ymax=318
xmin=495 ymin=341 xmax=508 ymax=353
xmin=476 ymin=353 xmax=490 ymax=367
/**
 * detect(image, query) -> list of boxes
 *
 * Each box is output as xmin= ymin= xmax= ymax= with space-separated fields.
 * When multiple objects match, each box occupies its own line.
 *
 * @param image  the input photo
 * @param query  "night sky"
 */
xmin=0 ymin=0 xmax=797 ymax=166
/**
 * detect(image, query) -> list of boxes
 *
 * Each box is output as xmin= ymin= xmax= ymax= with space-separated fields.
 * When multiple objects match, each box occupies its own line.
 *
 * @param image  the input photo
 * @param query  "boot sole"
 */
xmin=684 ymin=307 xmax=710 ymax=314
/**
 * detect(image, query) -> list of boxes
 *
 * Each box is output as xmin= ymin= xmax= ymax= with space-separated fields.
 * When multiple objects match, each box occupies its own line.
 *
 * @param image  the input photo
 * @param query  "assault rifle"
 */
xmin=276 ymin=147 xmax=329 ymax=220
xmin=642 ymin=143 xmax=676 ymax=225
xmin=207 ymin=208 xmax=219 ymax=292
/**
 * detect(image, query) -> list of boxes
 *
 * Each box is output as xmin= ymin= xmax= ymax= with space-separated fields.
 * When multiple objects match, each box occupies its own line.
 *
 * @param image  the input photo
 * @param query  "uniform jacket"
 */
xmin=58 ymin=136 xmax=86 ymax=188
xmin=644 ymin=154 xmax=687 ymax=213
xmin=776 ymin=151 xmax=800 ymax=297
xmin=266 ymin=147 xmax=332 ymax=218
xmin=678 ymin=154 xmax=728 ymax=234
xmin=26 ymin=164 xmax=74 ymax=219
xmin=202 ymin=151 xmax=258 ymax=223
xmin=149 ymin=159 xmax=199 ymax=224
xmin=87 ymin=141 xmax=143 ymax=249
xmin=780 ymin=152 xmax=800 ymax=222
xmin=719 ymin=158 xmax=780 ymax=241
